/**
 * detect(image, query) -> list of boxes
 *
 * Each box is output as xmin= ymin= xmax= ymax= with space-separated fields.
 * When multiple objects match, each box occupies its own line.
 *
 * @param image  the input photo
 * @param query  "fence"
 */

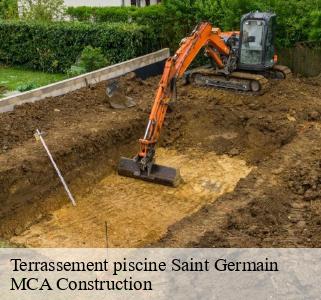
xmin=279 ymin=41 xmax=321 ymax=77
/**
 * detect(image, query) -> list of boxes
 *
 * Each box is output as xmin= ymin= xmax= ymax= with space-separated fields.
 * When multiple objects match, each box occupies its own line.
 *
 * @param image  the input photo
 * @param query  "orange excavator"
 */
xmin=118 ymin=12 xmax=291 ymax=186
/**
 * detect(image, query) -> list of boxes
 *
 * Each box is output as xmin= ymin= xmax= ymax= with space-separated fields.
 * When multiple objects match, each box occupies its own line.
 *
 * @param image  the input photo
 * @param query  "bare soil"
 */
xmin=0 ymin=72 xmax=320 ymax=247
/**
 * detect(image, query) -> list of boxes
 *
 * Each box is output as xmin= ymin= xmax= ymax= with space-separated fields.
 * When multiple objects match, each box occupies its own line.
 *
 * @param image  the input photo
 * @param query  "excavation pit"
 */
xmin=10 ymin=148 xmax=250 ymax=247
xmin=1 ymin=72 xmax=321 ymax=248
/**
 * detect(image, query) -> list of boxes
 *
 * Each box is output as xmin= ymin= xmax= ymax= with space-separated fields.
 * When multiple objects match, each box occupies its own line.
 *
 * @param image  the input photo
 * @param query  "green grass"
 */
xmin=0 ymin=65 xmax=66 ymax=96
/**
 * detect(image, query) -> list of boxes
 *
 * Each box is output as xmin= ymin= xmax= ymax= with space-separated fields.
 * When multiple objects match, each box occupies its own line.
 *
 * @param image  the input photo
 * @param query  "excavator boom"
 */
xmin=118 ymin=22 xmax=231 ymax=186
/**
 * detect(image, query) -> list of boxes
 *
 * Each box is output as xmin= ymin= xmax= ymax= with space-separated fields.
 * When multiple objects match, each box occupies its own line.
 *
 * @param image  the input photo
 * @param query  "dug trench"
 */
xmin=0 ymin=72 xmax=321 ymax=247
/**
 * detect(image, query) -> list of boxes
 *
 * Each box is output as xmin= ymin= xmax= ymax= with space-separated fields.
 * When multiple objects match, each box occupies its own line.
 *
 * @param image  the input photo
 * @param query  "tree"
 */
xmin=219 ymin=0 xmax=267 ymax=30
xmin=20 ymin=0 xmax=66 ymax=21
xmin=163 ymin=0 xmax=321 ymax=47
xmin=309 ymin=10 xmax=321 ymax=41
xmin=0 ymin=0 xmax=18 ymax=19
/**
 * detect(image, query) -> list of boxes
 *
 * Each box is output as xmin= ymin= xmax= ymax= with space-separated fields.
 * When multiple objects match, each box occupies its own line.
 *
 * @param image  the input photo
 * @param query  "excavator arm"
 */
xmin=118 ymin=22 xmax=231 ymax=186
xmin=139 ymin=23 xmax=230 ymax=170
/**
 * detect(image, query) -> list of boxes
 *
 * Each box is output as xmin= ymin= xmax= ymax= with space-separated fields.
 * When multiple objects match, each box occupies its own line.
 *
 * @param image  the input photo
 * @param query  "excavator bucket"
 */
xmin=106 ymin=81 xmax=136 ymax=109
xmin=118 ymin=157 xmax=181 ymax=187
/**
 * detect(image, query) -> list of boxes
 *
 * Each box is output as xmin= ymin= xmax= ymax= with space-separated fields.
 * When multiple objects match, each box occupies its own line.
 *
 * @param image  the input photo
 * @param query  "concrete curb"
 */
xmin=0 ymin=48 xmax=170 ymax=113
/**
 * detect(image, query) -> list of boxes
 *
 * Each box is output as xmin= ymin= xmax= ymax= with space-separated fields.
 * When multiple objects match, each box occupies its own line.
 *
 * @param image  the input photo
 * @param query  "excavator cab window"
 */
xmin=264 ymin=16 xmax=276 ymax=67
xmin=240 ymin=19 xmax=265 ymax=65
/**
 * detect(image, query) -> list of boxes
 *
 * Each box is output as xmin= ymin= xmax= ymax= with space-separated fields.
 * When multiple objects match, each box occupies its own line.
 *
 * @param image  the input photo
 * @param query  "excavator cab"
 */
xmin=239 ymin=12 xmax=276 ymax=71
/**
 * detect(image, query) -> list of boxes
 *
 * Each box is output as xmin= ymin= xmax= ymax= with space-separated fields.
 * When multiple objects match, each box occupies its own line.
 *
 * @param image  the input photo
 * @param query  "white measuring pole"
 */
xmin=35 ymin=129 xmax=76 ymax=206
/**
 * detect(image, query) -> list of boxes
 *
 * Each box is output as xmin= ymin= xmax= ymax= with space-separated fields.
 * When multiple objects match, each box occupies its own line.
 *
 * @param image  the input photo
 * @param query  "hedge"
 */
xmin=161 ymin=0 xmax=321 ymax=48
xmin=66 ymin=6 xmax=136 ymax=23
xmin=67 ymin=1 xmax=321 ymax=49
xmin=0 ymin=20 xmax=159 ymax=72
xmin=66 ymin=5 xmax=165 ymax=23
xmin=66 ymin=5 xmax=172 ymax=48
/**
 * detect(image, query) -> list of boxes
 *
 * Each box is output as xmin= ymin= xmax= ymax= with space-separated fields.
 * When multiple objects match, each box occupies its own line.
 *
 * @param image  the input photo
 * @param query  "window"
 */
xmin=240 ymin=20 xmax=264 ymax=65
xmin=264 ymin=17 xmax=276 ymax=66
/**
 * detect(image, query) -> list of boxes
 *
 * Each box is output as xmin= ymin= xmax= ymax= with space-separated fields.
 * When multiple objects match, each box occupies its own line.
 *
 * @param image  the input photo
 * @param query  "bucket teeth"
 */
xmin=118 ymin=157 xmax=181 ymax=187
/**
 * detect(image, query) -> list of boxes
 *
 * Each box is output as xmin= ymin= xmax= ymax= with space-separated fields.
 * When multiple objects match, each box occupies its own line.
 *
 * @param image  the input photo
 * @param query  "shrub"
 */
xmin=66 ymin=1 xmax=321 ymax=49
xmin=131 ymin=5 xmax=171 ymax=48
xmin=94 ymin=6 xmax=136 ymax=23
xmin=308 ymin=10 xmax=321 ymax=41
xmin=269 ymin=0 xmax=321 ymax=47
xmin=17 ymin=82 xmax=38 ymax=92
xmin=67 ymin=6 xmax=134 ymax=23
xmin=0 ymin=20 xmax=158 ymax=72
xmin=20 ymin=0 xmax=66 ymax=21
xmin=77 ymin=46 xmax=108 ymax=72
xmin=162 ymin=0 xmax=321 ymax=48
xmin=0 ymin=0 xmax=18 ymax=19
xmin=66 ymin=65 xmax=86 ymax=77
xmin=66 ymin=5 xmax=170 ymax=47
xmin=67 ymin=46 xmax=109 ymax=76
xmin=66 ymin=6 xmax=95 ymax=22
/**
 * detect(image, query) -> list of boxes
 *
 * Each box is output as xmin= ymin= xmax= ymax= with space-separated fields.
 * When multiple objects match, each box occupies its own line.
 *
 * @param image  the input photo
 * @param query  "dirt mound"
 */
xmin=151 ymin=77 xmax=321 ymax=248
xmin=154 ymin=123 xmax=321 ymax=248
xmin=287 ymin=159 xmax=321 ymax=201
xmin=168 ymin=77 xmax=320 ymax=165
xmin=300 ymin=73 xmax=321 ymax=87
xmin=0 ymin=74 xmax=156 ymax=237
xmin=0 ymin=75 xmax=152 ymax=153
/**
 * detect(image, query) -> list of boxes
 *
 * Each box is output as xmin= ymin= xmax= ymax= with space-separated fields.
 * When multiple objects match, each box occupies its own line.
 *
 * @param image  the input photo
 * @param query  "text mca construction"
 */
xmin=10 ymin=257 xmax=279 ymax=291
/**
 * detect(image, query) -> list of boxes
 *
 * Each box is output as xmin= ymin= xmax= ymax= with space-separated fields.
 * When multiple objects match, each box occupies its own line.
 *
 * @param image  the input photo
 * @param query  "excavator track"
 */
xmin=271 ymin=64 xmax=292 ymax=79
xmin=186 ymin=64 xmax=291 ymax=95
xmin=187 ymin=67 xmax=269 ymax=95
